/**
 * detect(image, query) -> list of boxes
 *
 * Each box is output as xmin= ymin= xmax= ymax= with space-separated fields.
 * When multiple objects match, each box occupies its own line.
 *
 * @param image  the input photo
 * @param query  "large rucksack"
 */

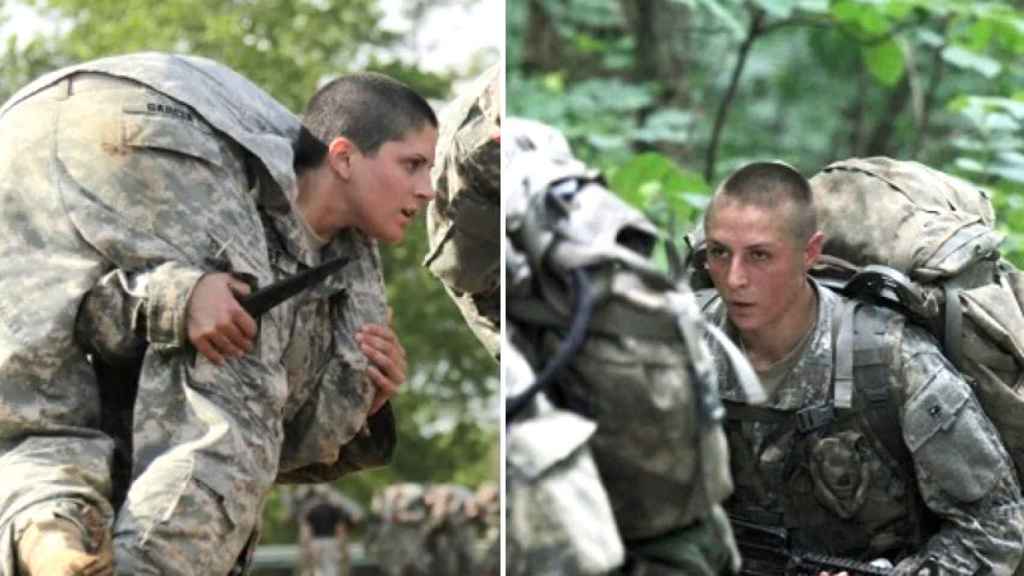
xmin=805 ymin=157 xmax=1024 ymax=485
xmin=505 ymin=118 xmax=761 ymax=575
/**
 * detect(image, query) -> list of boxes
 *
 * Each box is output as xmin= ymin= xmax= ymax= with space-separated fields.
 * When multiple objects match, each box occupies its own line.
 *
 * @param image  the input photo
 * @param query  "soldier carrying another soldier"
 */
xmin=0 ymin=53 xmax=432 ymax=575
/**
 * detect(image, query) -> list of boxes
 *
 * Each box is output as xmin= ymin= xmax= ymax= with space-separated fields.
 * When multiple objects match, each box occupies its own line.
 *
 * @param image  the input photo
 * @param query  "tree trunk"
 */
xmin=621 ymin=0 xmax=692 ymax=109
xmin=523 ymin=0 xmax=563 ymax=73
xmin=863 ymin=75 xmax=911 ymax=156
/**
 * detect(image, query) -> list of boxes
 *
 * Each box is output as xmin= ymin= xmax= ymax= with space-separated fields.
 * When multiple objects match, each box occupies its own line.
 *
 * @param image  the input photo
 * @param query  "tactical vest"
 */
xmin=699 ymin=287 xmax=934 ymax=560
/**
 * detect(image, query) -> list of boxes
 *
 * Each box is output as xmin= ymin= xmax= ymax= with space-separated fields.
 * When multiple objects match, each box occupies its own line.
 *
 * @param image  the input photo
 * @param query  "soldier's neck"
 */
xmin=738 ymin=279 xmax=818 ymax=372
xmin=295 ymin=164 xmax=346 ymax=242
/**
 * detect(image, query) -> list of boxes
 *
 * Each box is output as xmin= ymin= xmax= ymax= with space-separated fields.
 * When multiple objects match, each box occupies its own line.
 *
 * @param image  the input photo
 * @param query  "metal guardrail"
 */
xmin=250 ymin=543 xmax=382 ymax=575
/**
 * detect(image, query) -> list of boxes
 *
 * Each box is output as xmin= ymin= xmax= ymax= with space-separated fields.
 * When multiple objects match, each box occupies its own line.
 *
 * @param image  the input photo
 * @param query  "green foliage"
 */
xmin=695 ymin=0 xmax=745 ymax=39
xmin=511 ymin=0 xmax=1024 ymax=270
xmin=943 ymin=45 xmax=1001 ymax=78
xmin=19 ymin=0 xmax=396 ymax=111
xmin=609 ymin=153 xmax=710 ymax=233
xmin=864 ymin=37 xmax=905 ymax=86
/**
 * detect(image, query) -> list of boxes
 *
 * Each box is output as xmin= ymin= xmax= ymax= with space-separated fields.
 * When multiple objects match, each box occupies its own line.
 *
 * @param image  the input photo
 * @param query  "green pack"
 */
xmin=808 ymin=157 xmax=1024 ymax=485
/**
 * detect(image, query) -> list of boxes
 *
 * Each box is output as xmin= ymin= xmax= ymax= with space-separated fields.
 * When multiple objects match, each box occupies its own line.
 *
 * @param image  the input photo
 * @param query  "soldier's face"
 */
xmin=348 ymin=125 xmax=438 ymax=243
xmin=704 ymin=198 xmax=821 ymax=334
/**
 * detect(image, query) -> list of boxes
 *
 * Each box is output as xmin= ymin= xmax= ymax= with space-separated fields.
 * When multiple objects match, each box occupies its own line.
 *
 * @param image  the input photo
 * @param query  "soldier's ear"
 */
xmin=805 ymin=230 xmax=825 ymax=269
xmin=327 ymin=137 xmax=357 ymax=180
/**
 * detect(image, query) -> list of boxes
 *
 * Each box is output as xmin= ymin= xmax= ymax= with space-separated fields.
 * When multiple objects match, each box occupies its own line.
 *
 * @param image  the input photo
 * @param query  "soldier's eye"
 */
xmin=707 ymin=246 xmax=729 ymax=260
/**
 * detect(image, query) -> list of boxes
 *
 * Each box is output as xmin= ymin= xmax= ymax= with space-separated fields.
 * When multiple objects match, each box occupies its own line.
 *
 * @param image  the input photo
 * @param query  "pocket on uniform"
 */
xmin=121 ymin=97 xmax=222 ymax=166
xmin=122 ymin=455 xmax=235 ymax=548
xmin=904 ymin=372 xmax=1005 ymax=502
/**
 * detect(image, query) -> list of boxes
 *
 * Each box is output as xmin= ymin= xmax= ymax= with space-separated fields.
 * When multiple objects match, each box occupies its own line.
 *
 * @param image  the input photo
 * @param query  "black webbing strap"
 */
xmin=723 ymin=400 xmax=834 ymax=435
xmin=723 ymin=400 xmax=790 ymax=425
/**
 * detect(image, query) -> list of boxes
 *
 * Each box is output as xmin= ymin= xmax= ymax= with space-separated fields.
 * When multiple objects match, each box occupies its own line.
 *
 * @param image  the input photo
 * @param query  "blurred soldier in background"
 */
xmin=424 ymin=64 xmax=501 ymax=359
xmin=504 ymin=117 xmax=762 ymax=575
xmin=286 ymin=485 xmax=365 ymax=576
xmin=367 ymin=483 xmax=479 ymax=576
xmin=472 ymin=482 xmax=499 ymax=576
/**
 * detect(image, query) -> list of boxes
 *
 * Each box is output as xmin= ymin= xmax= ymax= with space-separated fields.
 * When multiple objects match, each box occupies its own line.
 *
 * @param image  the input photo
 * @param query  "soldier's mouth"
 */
xmin=401 ymin=208 xmax=417 ymax=219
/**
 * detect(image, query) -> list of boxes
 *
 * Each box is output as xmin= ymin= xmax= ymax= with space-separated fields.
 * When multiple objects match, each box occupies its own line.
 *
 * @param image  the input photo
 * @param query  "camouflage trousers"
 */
xmin=0 ymin=73 xmax=282 ymax=575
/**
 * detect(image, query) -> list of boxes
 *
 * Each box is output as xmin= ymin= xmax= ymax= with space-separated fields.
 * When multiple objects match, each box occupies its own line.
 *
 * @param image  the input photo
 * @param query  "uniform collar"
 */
xmin=708 ymin=278 xmax=844 ymax=411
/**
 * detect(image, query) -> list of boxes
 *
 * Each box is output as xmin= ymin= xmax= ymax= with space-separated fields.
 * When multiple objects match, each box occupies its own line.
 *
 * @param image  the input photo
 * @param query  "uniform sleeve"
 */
xmin=274 ymin=236 xmax=393 ymax=483
xmin=76 ymin=263 xmax=207 ymax=362
xmin=895 ymin=327 xmax=1024 ymax=575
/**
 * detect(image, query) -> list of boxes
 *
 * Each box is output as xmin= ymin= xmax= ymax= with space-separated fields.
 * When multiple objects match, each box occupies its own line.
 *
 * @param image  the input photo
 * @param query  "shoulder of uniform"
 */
xmin=856 ymin=303 xmax=959 ymax=406
xmin=841 ymin=299 xmax=917 ymax=399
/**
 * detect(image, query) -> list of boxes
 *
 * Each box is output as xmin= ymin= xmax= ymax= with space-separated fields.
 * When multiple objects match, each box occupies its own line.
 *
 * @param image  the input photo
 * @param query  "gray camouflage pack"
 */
xmin=505 ymin=118 xmax=759 ymax=575
xmin=425 ymin=65 xmax=500 ymax=358
xmin=809 ymin=157 xmax=1024 ymax=486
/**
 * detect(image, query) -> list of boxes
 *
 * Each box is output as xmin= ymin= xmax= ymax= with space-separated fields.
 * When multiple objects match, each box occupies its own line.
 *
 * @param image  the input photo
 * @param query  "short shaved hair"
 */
xmin=294 ymin=72 xmax=438 ymax=173
xmin=705 ymin=161 xmax=817 ymax=243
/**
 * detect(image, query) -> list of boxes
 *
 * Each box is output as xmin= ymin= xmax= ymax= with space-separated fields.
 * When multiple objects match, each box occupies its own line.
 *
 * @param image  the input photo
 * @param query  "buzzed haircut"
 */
xmin=294 ymin=72 xmax=438 ymax=172
xmin=705 ymin=161 xmax=817 ymax=242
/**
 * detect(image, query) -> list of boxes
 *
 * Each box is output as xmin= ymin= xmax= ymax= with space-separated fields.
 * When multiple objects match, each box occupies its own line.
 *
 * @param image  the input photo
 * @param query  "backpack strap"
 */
xmin=850 ymin=304 xmax=937 ymax=545
xmin=832 ymin=298 xmax=858 ymax=410
xmin=850 ymin=305 xmax=915 ymax=477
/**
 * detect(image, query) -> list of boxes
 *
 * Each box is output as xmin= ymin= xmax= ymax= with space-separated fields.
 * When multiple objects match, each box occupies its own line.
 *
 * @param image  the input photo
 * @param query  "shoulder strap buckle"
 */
xmin=796 ymin=403 xmax=835 ymax=434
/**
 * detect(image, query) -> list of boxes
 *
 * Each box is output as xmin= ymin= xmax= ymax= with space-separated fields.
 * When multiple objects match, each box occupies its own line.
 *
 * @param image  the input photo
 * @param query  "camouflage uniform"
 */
xmin=700 ymin=279 xmax=1024 ymax=574
xmin=0 ymin=53 xmax=392 ymax=575
xmin=367 ymin=483 xmax=479 ymax=576
xmin=424 ymin=65 xmax=500 ymax=359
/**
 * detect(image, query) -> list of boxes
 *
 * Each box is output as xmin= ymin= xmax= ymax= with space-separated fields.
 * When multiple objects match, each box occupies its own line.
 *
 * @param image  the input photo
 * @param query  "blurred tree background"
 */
xmin=509 ymin=0 xmax=1024 ymax=264
xmin=0 ymin=0 xmax=499 ymax=546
